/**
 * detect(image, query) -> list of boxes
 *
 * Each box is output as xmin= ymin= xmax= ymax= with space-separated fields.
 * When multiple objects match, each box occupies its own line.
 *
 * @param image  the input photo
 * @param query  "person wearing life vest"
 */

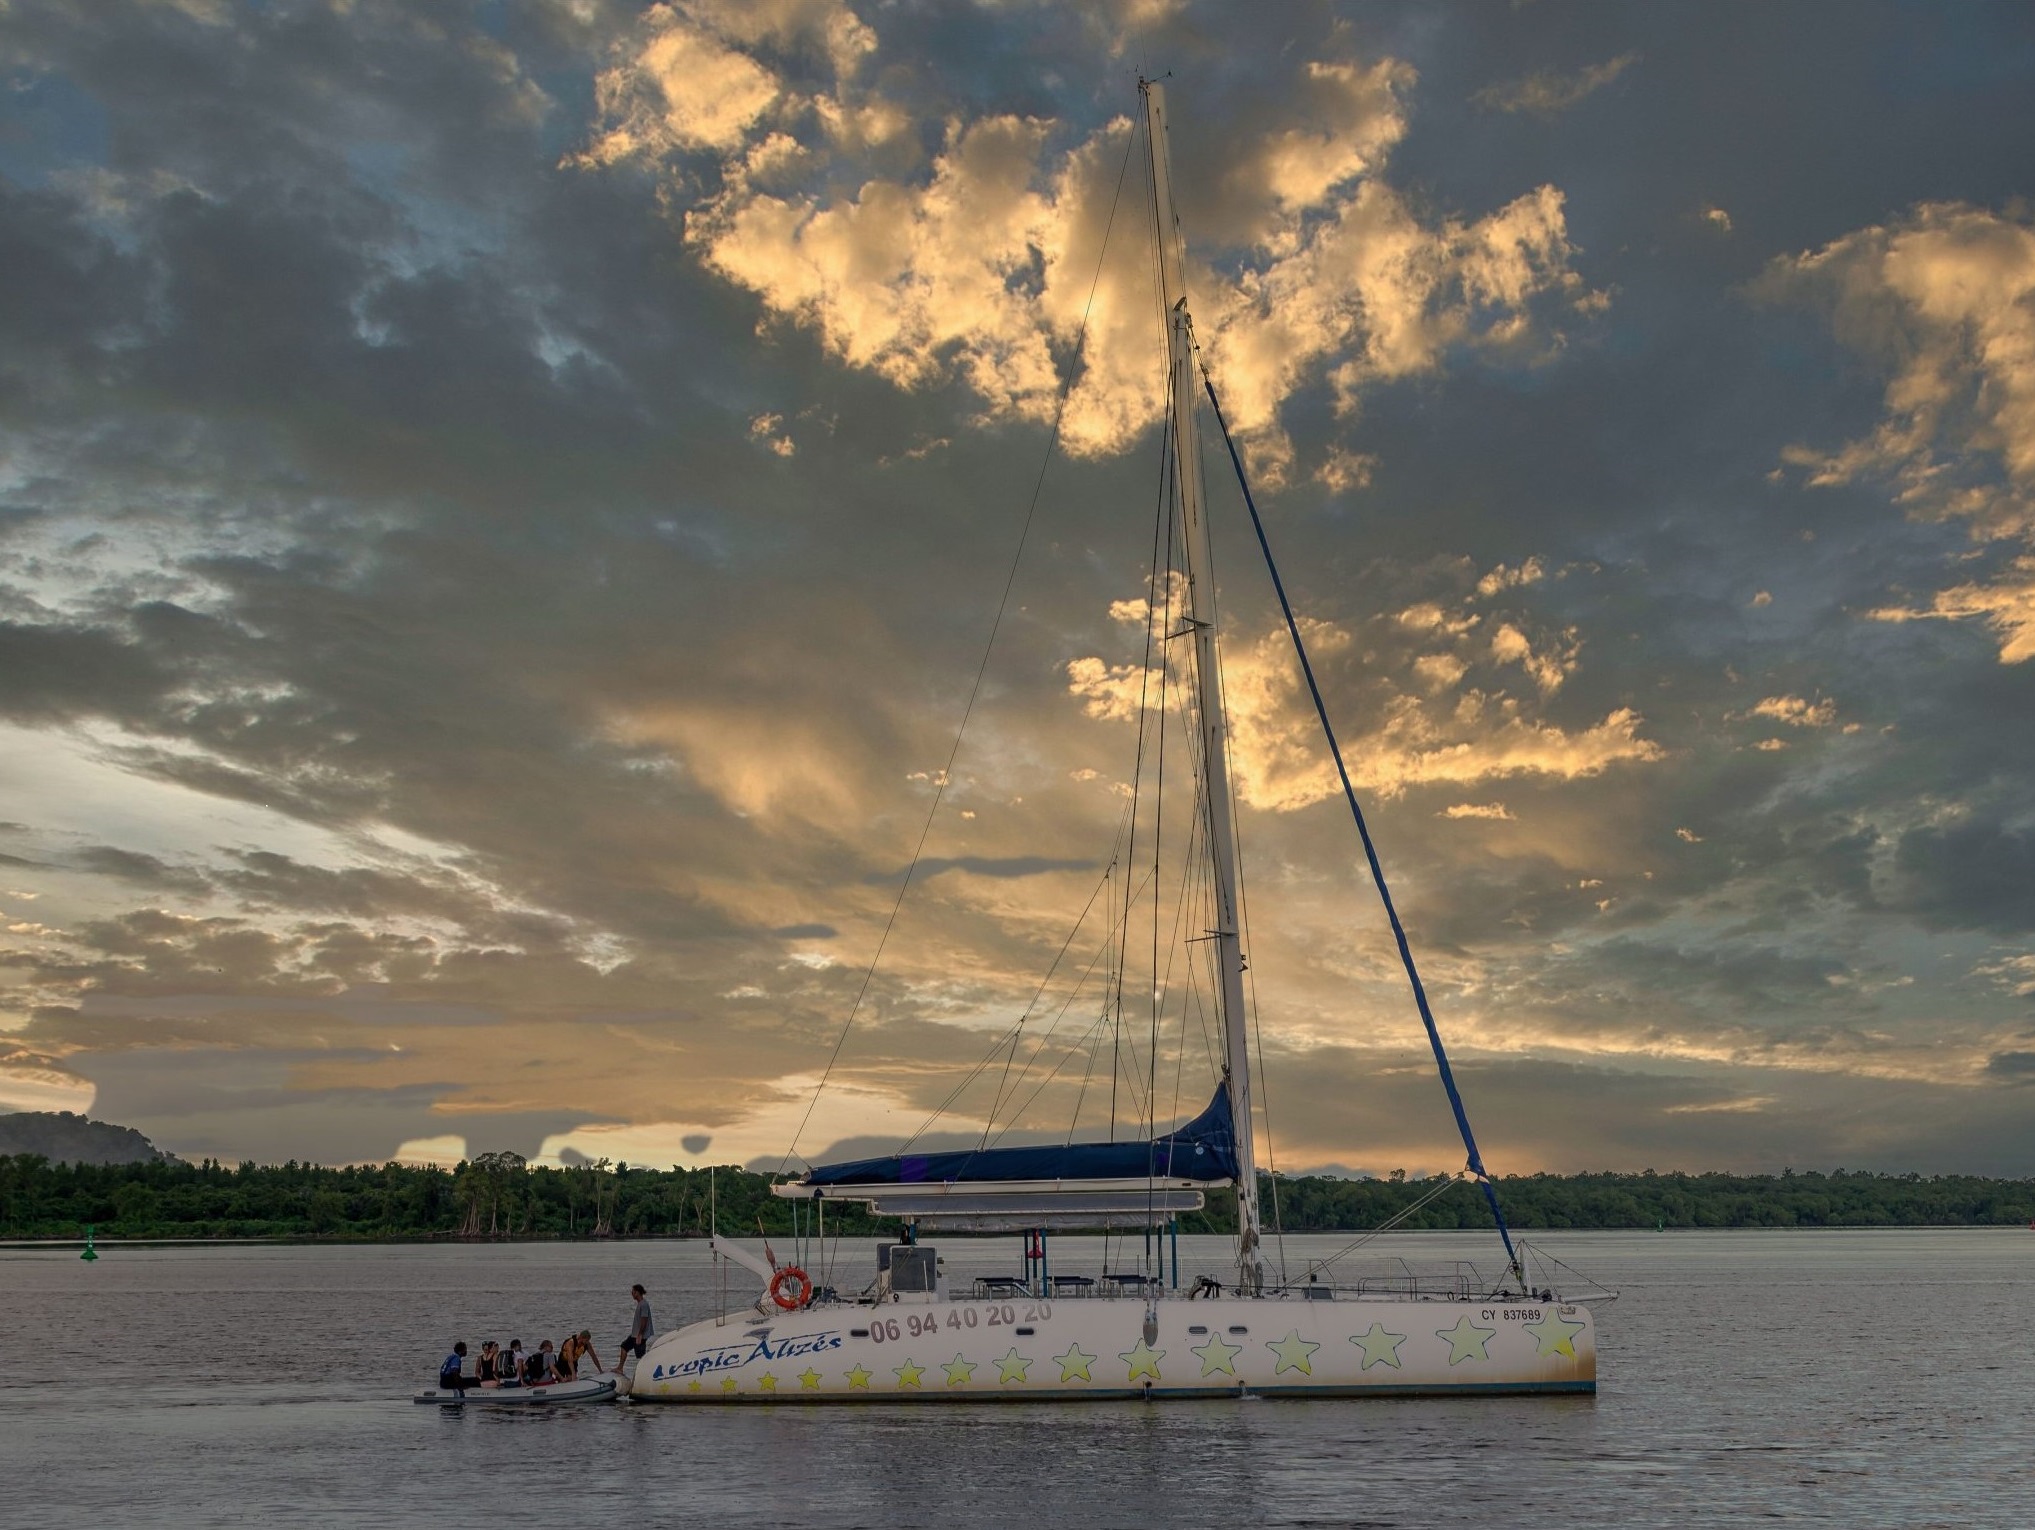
xmin=438 ymin=1342 xmax=472 ymax=1395
xmin=557 ymin=1330 xmax=602 ymax=1380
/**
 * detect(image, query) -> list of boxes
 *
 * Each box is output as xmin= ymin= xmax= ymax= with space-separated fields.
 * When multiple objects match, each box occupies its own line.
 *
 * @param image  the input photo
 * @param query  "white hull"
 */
xmin=627 ymin=1292 xmax=1594 ymax=1402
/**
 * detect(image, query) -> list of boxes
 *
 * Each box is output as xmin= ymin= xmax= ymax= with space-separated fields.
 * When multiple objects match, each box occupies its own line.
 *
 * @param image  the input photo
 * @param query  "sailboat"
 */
xmin=627 ymin=80 xmax=1602 ymax=1403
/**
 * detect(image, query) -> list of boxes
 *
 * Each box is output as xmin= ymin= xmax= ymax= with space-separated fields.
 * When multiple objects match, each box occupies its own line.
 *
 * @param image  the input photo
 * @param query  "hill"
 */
xmin=0 ymin=1112 xmax=174 ymax=1167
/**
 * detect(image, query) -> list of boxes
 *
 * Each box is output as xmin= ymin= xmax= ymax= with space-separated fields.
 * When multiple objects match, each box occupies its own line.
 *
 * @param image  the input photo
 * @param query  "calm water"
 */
xmin=0 ymin=1229 xmax=2025 ymax=1527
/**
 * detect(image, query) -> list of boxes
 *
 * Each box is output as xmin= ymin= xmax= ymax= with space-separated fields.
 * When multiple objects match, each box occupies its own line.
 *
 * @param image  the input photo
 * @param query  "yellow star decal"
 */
xmin=1119 ymin=1337 xmax=1165 ymax=1383
xmin=1436 ymin=1315 xmax=1496 ymax=1365
xmin=720 ymin=1375 xmax=739 ymax=1393
xmin=943 ymin=1353 xmax=977 ymax=1387
xmin=893 ymin=1359 xmax=925 ymax=1389
xmin=1266 ymin=1329 xmax=1320 ymax=1376
xmin=756 ymin=1372 xmax=778 ymax=1393
xmin=845 ymin=1365 xmax=872 ymax=1389
xmin=1522 ymin=1311 xmax=1585 ymax=1359
xmin=687 ymin=1379 xmax=702 ymax=1393
xmin=1053 ymin=1343 xmax=1097 ymax=1382
xmin=1349 ymin=1322 xmax=1406 ymax=1370
xmin=798 ymin=1368 xmax=822 ymax=1390
xmin=993 ymin=1348 xmax=1033 ymax=1384
xmin=1189 ymin=1333 xmax=1242 ymax=1376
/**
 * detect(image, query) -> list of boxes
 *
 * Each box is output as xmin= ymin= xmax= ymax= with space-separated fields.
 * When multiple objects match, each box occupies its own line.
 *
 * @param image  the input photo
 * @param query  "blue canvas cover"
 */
xmin=801 ymin=1087 xmax=1240 ymax=1189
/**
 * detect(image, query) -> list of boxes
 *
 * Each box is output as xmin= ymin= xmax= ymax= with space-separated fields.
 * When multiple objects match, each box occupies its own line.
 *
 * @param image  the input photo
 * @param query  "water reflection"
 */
xmin=2 ymin=1230 xmax=2024 ymax=1526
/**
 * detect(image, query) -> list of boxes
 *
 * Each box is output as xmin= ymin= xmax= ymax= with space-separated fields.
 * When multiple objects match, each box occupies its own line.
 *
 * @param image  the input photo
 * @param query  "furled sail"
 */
xmin=788 ymin=1087 xmax=1239 ymax=1192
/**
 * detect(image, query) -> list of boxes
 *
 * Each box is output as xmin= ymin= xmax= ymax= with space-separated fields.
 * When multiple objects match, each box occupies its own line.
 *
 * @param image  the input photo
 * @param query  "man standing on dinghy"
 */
xmin=617 ymin=1285 xmax=653 ymax=1370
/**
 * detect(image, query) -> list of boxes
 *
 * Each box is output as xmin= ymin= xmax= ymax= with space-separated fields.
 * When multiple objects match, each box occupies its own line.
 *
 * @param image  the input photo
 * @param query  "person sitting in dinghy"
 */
xmin=438 ymin=1342 xmax=472 ymax=1396
xmin=523 ymin=1340 xmax=558 ymax=1386
xmin=501 ymin=1340 xmax=526 ymax=1387
xmin=474 ymin=1341 xmax=504 ymax=1388
xmin=556 ymin=1330 xmax=602 ymax=1381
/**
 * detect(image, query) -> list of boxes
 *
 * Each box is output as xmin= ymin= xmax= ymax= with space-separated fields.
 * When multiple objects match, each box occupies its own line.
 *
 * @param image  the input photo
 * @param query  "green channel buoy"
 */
xmin=80 ymin=1224 xmax=98 ymax=1262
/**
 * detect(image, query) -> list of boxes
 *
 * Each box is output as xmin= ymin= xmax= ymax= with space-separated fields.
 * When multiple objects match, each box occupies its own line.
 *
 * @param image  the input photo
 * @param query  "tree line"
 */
xmin=3 ymin=1152 xmax=2031 ymax=1240
xmin=0 ymin=1151 xmax=891 ymax=1241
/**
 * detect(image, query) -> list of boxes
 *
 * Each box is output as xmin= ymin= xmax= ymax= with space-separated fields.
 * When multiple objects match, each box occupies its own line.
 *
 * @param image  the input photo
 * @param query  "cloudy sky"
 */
xmin=3 ymin=0 xmax=2034 ymax=1178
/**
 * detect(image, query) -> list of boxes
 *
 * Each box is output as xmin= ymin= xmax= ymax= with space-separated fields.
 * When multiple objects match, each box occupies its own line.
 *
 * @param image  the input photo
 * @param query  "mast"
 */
xmin=1140 ymin=79 xmax=1263 ymax=1292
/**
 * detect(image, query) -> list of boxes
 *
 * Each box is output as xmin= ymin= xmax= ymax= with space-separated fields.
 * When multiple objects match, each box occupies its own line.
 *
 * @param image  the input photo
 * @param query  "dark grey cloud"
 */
xmin=1256 ymin=1047 xmax=2035 ymax=1179
xmin=0 ymin=0 xmax=2032 ymax=1170
xmin=0 ymin=622 xmax=166 ymax=722
xmin=1984 ymin=1051 xmax=2035 ymax=1082
xmin=79 ymin=1046 xmax=590 ymax=1163
xmin=1892 ymin=818 xmax=2035 ymax=935
xmin=71 ymin=846 xmax=211 ymax=894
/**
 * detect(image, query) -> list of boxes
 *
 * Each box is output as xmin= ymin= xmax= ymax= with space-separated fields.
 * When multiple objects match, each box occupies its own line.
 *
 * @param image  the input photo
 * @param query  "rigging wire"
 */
xmin=909 ymin=858 xmax=1159 ymax=1150
xmin=1147 ymin=498 xmax=1173 ymax=1145
xmin=896 ymin=854 xmax=1125 ymax=1155
xmin=777 ymin=116 xmax=1142 ymax=1176
xmin=1165 ymin=809 xmax=1200 ymax=1134
xmin=1112 ymin=405 xmax=1176 ymax=1143
xmin=1143 ymin=415 xmax=1177 ymax=1148
xmin=898 ymin=1017 xmax=1065 ymax=1155
xmin=1155 ymin=337 xmax=1292 ymax=1279
xmin=1201 ymin=370 xmax=1525 ymax=1282
xmin=1066 ymin=961 xmax=1107 ymax=1144
xmin=1074 ymin=859 xmax=1114 ymax=1141
xmin=988 ymin=1005 xmax=1123 ymax=1148
xmin=984 ymin=882 xmax=1149 ymax=1147
xmin=954 ymin=863 xmax=1162 ymax=1152
xmin=1194 ymin=425 xmax=1290 ymax=1279
xmin=1300 ymin=1172 xmax=1467 ymax=1279
xmin=1140 ymin=421 xmax=1195 ymax=1268
xmin=1141 ymin=707 xmax=1224 ymax=1126
xmin=978 ymin=849 xmax=1126 ymax=1147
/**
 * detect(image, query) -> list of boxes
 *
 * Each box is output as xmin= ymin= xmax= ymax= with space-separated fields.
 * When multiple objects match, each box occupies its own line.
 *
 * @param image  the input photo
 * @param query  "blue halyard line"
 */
xmin=1201 ymin=374 xmax=1523 ymax=1282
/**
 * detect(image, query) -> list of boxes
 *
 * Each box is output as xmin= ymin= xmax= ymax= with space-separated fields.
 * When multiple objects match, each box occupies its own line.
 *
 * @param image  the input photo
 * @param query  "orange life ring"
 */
xmin=769 ymin=1265 xmax=813 ymax=1310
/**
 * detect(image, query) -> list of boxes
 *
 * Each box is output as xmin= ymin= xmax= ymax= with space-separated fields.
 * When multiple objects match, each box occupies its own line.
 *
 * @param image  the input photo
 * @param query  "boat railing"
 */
xmin=969 ymin=1273 xmax=1164 ymax=1299
xmin=1266 ymin=1263 xmax=1499 ymax=1302
xmin=963 ymin=1273 xmax=1508 ymax=1302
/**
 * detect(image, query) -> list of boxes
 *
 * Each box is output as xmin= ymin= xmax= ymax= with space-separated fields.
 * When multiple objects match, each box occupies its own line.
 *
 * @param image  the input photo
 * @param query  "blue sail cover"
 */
xmin=802 ymin=1087 xmax=1239 ymax=1189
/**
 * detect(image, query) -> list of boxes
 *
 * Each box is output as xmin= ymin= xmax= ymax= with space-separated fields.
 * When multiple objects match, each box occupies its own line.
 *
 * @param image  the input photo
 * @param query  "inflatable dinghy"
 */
xmin=414 ymin=1375 xmax=617 ymax=1406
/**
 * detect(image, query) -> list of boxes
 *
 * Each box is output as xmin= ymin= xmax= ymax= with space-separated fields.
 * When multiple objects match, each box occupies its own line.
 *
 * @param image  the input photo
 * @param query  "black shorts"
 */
xmin=439 ymin=1374 xmax=471 ymax=1393
xmin=619 ymin=1335 xmax=648 ymax=1360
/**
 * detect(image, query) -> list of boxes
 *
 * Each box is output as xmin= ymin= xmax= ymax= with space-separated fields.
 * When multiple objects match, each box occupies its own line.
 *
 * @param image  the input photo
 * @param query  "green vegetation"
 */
xmin=3 ymin=1152 xmax=2031 ymax=1240
xmin=1228 ymin=1167 xmax=2035 ymax=1233
xmin=0 ymin=1151 xmax=881 ymax=1241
